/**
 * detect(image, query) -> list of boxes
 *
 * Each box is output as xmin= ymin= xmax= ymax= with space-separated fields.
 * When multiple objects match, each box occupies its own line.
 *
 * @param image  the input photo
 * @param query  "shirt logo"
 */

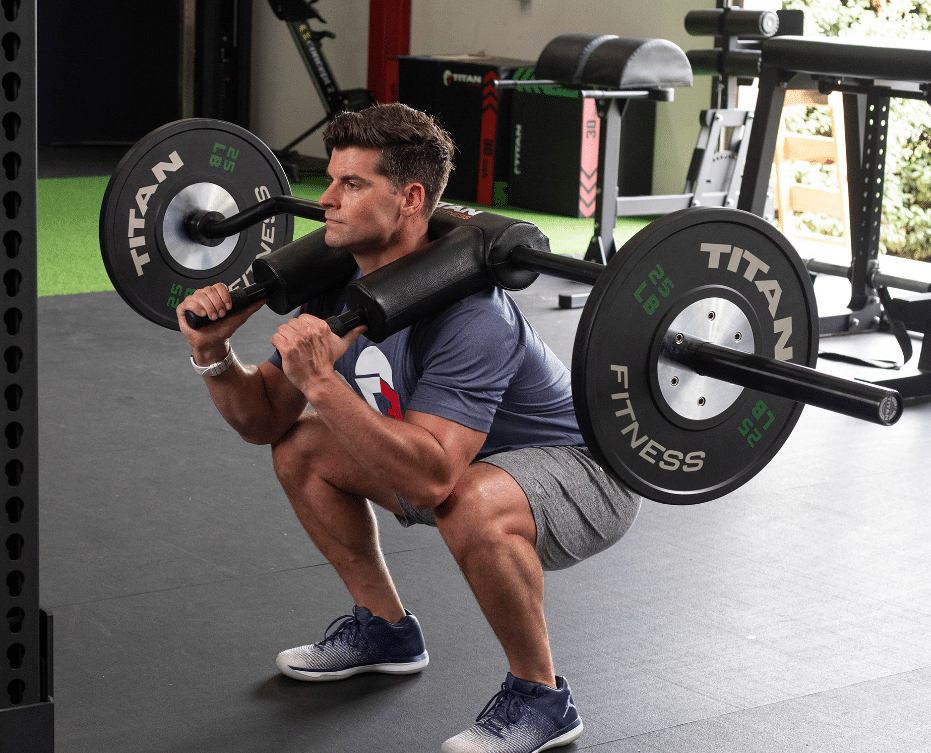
xmin=355 ymin=346 xmax=402 ymax=420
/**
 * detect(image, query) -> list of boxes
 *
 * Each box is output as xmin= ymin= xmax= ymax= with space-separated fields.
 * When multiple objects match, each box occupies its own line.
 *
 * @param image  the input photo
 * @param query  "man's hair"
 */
xmin=322 ymin=103 xmax=455 ymax=217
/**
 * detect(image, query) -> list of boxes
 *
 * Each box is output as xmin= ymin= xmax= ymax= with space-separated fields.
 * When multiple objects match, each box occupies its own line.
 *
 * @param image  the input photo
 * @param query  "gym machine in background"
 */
xmin=496 ymin=8 xmax=795 ymax=309
xmin=267 ymin=0 xmax=376 ymax=181
xmin=736 ymin=35 xmax=931 ymax=401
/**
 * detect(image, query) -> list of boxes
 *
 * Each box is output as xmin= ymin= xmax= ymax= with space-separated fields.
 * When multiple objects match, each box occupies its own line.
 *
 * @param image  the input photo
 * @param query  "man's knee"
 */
xmin=271 ymin=414 xmax=327 ymax=489
xmin=435 ymin=465 xmax=536 ymax=559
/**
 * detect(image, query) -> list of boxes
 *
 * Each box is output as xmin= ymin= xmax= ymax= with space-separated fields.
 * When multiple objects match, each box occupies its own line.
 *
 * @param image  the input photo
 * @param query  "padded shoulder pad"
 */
xmin=536 ymin=34 xmax=693 ymax=89
xmin=762 ymin=36 xmax=931 ymax=84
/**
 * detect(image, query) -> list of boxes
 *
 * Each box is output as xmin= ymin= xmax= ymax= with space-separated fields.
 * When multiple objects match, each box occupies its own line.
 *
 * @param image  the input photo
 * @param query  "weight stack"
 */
xmin=507 ymin=67 xmax=656 ymax=218
xmin=0 ymin=2 xmax=54 ymax=751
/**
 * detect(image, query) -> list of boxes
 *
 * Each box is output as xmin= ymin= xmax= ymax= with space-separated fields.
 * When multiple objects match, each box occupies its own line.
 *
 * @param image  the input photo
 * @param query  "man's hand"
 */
xmin=177 ymin=283 xmax=264 ymax=364
xmin=271 ymin=314 xmax=366 ymax=397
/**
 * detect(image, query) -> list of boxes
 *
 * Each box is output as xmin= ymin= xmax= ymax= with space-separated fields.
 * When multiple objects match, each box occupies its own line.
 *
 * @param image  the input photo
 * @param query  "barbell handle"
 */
xmin=196 ymin=196 xmax=326 ymax=240
xmin=183 ymin=281 xmax=273 ymax=330
xmin=664 ymin=333 xmax=903 ymax=426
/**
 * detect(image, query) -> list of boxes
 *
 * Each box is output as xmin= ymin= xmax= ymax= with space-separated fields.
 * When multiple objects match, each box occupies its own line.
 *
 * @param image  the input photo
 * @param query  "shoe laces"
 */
xmin=318 ymin=613 xmax=363 ymax=649
xmin=474 ymin=682 xmax=533 ymax=737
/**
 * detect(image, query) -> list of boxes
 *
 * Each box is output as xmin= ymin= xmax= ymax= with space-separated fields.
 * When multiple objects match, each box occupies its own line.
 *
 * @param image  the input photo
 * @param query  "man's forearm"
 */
xmin=194 ymin=346 xmax=295 ymax=445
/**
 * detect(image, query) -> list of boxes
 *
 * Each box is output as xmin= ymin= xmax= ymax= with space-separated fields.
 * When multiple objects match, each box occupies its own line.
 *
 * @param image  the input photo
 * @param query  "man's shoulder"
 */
xmin=430 ymin=287 xmax=519 ymax=328
xmin=410 ymin=288 xmax=524 ymax=358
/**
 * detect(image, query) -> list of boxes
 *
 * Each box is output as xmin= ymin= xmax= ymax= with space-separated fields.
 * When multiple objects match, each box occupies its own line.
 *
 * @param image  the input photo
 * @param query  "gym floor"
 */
xmin=39 ymin=150 xmax=931 ymax=752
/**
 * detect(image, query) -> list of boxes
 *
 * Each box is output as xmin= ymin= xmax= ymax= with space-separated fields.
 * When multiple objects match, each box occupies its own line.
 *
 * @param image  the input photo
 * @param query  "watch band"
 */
xmin=190 ymin=344 xmax=234 ymax=377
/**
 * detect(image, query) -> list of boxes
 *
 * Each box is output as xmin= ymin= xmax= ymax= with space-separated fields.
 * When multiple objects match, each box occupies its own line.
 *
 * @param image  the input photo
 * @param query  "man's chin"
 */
xmin=323 ymin=227 xmax=346 ymax=248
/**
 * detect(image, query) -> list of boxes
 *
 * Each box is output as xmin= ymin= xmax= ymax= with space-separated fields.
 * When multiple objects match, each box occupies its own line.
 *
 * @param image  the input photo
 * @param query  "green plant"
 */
xmin=780 ymin=0 xmax=931 ymax=260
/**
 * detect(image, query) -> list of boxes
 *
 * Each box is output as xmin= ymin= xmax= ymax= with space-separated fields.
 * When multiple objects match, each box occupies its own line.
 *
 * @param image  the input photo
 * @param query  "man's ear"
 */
xmin=401 ymin=182 xmax=426 ymax=217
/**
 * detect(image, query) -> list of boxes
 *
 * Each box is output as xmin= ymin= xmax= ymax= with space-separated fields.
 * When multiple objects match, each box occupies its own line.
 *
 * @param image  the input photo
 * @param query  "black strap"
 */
xmin=877 ymin=284 xmax=914 ymax=364
xmin=818 ymin=285 xmax=913 ymax=370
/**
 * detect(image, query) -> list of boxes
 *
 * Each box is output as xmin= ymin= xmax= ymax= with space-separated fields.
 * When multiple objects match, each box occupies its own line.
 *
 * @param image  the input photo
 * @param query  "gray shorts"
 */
xmin=395 ymin=446 xmax=641 ymax=571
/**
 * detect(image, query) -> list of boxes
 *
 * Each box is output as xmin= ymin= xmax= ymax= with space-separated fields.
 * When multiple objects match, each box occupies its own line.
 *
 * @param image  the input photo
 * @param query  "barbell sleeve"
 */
xmin=805 ymin=258 xmax=931 ymax=294
xmin=183 ymin=281 xmax=273 ymax=330
xmin=508 ymin=245 xmax=603 ymax=285
xmin=663 ymin=333 xmax=903 ymax=426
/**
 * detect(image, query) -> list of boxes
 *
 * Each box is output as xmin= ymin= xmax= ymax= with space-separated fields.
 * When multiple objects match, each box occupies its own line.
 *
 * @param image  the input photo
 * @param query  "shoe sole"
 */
xmin=276 ymin=652 xmax=429 ymax=681
xmin=536 ymin=720 xmax=584 ymax=752
xmin=440 ymin=719 xmax=583 ymax=753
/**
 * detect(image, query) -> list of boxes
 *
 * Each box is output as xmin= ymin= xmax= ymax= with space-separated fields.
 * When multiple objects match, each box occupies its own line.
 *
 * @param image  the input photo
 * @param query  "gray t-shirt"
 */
xmin=268 ymin=285 xmax=584 ymax=459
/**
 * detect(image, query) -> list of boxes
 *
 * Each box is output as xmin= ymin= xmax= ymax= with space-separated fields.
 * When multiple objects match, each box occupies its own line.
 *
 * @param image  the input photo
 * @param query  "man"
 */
xmin=178 ymin=103 xmax=640 ymax=753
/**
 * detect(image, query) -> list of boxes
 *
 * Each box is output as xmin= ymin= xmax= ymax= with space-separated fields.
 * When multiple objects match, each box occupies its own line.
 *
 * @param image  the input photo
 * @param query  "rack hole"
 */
xmin=6 ymin=642 xmax=24 ymax=669
xmin=1 ymin=32 xmax=18 ymax=62
xmin=5 ymin=421 xmax=21 ymax=449
xmin=3 ymin=307 xmax=21 ymax=335
xmin=3 ymin=230 xmax=20 ymax=258
xmin=6 ymin=569 xmax=23 ymax=596
xmin=4 ymin=383 xmax=21 ymax=410
xmin=7 ymin=679 xmax=25 ymax=705
xmin=5 ymin=496 xmax=22 ymax=523
xmin=1 ymin=0 xmax=20 ymax=22
xmin=3 ymin=268 xmax=21 ymax=296
xmin=3 ymin=307 xmax=20 ymax=335
xmin=6 ymin=606 xmax=24 ymax=632
xmin=1 ymin=72 xmax=19 ymax=102
xmin=3 ymin=190 xmax=20 ymax=219
xmin=5 ymin=458 xmax=22 ymax=486
xmin=2 ymin=112 xmax=19 ymax=141
xmin=2 ymin=151 xmax=19 ymax=180
xmin=4 ymin=345 xmax=22 ymax=373
xmin=5 ymin=533 xmax=23 ymax=560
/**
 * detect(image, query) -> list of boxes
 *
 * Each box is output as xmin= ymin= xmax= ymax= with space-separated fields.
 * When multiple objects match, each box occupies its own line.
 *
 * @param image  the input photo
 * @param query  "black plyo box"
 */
xmin=398 ymin=54 xmax=532 ymax=205
xmin=507 ymin=81 xmax=657 ymax=218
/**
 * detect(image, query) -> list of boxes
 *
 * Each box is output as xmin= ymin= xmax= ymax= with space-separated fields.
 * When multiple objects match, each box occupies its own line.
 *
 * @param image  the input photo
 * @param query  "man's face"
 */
xmin=319 ymin=146 xmax=407 ymax=255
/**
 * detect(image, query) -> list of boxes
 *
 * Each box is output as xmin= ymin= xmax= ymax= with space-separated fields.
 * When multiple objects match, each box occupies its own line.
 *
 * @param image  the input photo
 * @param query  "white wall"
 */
xmin=250 ymin=1 xmax=370 ymax=158
xmin=250 ymin=0 xmax=716 ymax=194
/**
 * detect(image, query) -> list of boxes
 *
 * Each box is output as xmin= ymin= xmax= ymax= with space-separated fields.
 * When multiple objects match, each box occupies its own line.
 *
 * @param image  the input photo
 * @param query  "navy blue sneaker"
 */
xmin=442 ymin=673 xmax=583 ymax=753
xmin=275 ymin=605 xmax=429 ymax=681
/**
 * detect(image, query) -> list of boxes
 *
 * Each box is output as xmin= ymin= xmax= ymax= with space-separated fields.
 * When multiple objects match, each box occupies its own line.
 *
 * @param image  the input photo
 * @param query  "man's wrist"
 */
xmin=191 ymin=340 xmax=231 ymax=368
xmin=191 ymin=341 xmax=234 ymax=376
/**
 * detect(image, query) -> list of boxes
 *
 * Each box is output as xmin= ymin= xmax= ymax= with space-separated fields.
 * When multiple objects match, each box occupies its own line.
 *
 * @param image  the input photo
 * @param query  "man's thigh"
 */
xmin=478 ymin=446 xmax=641 ymax=571
xmin=397 ymin=445 xmax=641 ymax=571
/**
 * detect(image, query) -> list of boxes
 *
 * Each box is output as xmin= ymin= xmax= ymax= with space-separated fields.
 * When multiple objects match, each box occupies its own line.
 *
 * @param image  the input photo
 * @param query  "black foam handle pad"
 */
xmin=183 ymin=282 xmax=273 ymax=330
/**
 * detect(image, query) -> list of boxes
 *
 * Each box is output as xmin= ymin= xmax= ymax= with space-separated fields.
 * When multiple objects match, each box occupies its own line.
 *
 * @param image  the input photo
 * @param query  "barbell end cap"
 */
xmin=184 ymin=210 xmax=227 ymax=246
xmin=878 ymin=391 xmax=904 ymax=426
xmin=326 ymin=308 xmax=367 ymax=338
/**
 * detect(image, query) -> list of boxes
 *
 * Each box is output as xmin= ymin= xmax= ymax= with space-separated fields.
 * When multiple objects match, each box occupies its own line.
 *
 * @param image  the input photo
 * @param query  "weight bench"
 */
xmin=496 ymin=33 xmax=693 ymax=269
xmin=736 ymin=35 xmax=931 ymax=401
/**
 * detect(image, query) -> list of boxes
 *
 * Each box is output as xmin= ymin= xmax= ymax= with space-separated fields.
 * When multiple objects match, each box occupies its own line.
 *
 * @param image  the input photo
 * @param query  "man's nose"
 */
xmin=319 ymin=183 xmax=337 ymax=207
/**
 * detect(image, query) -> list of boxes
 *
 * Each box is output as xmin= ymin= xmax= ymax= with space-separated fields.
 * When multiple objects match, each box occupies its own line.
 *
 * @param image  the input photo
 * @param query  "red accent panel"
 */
xmin=368 ymin=0 xmax=411 ymax=103
xmin=477 ymin=71 xmax=500 ymax=206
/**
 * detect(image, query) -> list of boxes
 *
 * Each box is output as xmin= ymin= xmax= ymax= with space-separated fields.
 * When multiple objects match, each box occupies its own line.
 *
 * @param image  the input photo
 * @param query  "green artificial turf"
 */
xmin=37 ymin=174 xmax=651 ymax=297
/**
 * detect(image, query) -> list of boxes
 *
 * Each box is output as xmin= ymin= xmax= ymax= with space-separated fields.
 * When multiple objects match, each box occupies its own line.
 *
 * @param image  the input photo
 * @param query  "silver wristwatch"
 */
xmin=190 ymin=345 xmax=235 ymax=377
